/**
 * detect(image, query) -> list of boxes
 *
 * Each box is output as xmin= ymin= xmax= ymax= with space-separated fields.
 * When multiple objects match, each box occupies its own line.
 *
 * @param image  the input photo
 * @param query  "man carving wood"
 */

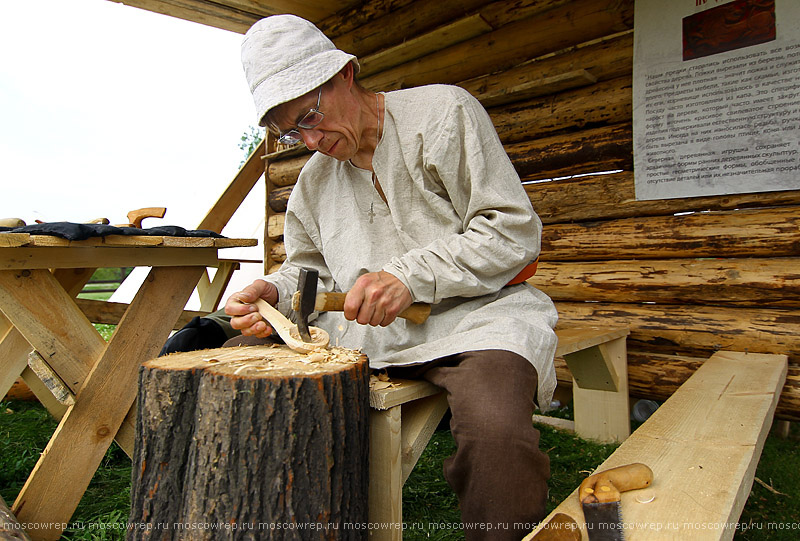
xmin=225 ymin=14 xmax=558 ymax=540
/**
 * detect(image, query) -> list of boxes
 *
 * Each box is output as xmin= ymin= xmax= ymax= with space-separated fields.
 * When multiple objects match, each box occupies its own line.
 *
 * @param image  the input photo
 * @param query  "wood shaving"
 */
xmin=369 ymin=373 xmax=400 ymax=391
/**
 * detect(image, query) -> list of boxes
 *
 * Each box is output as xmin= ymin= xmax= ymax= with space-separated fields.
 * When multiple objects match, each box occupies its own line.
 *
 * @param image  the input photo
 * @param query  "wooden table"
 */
xmin=0 ymin=232 xmax=256 ymax=541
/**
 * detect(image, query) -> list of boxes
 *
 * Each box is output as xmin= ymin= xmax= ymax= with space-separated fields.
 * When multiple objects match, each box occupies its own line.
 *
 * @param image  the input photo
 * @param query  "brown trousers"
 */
xmin=389 ymin=350 xmax=550 ymax=541
xmin=224 ymin=338 xmax=550 ymax=540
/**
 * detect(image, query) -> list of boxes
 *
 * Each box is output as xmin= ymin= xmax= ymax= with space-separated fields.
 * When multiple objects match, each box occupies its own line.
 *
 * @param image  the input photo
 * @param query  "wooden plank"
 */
xmin=369 ymin=407 xmax=403 ymax=539
xmin=20 ymin=367 xmax=69 ymax=423
xmin=212 ymin=237 xmax=258 ymax=248
xmin=26 ymin=351 xmax=75 ymax=406
xmin=0 ymin=246 xmax=219 ymax=270
xmin=197 ymin=260 xmax=239 ymax=312
xmin=528 ymin=351 xmax=787 ymax=540
xmin=0 ymin=326 xmax=32 ymax=402
xmin=358 ymin=14 xmax=492 ymax=77
xmin=400 ymin=392 xmax=450 ymax=483
xmin=75 ymin=298 xmax=208 ymax=328
xmin=530 ymin=258 xmax=800 ymax=307
xmin=371 ymin=379 xmax=441 ymax=410
xmin=0 ymin=233 xmax=32 ymax=248
xmin=532 ymin=414 xmax=576 ymax=433
xmin=198 ymin=139 xmax=266 ymax=233
xmin=25 ymin=235 xmax=164 ymax=247
xmin=0 ymin=270 xmax=106 ymax=392
xmin=13 ymin=266 xmax=205 ymax=539
xmin=554 ymin=326 xmax=629 ymax=356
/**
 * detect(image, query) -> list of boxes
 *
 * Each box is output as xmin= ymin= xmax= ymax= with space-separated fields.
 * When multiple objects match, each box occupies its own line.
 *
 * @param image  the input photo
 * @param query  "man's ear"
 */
xmin=337 ymin=61 xmax=356 ymax=89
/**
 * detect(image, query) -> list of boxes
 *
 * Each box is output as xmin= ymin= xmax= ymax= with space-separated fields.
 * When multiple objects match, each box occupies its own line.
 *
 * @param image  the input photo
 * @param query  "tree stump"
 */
xmin=128 ymin=345 xmax=370 ymax=540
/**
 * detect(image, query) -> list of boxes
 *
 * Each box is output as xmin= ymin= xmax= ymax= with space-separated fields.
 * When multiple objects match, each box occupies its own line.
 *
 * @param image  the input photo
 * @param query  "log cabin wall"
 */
xmin=261 ymin=0 xmax=800 ymax=420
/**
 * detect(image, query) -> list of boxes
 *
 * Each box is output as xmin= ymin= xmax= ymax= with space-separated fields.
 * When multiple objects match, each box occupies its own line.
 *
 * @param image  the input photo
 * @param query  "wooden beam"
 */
xmin=358 ymin=14 xmax=492 ymax=77
xmin=361 ymin=0 xmax=633 ymax=91
xmin=556 ymin=302 xmax=800 ymax=365
xmin=488 ymin=75 xmax=632 ymax=145
xmin=75 ymin=298 xmax=208 ymax=328
xmin=528 ymin=351 xmax=787 ymax=540
xmin=530 ymin=258 xmax=800 ymax=308
xmin=526 ymin=171 xmax=800 ymax=225
xmin=198 ymin=138 xmax=266 ymax=233
xmin=539 ymin=206 xmax=800 ymax=262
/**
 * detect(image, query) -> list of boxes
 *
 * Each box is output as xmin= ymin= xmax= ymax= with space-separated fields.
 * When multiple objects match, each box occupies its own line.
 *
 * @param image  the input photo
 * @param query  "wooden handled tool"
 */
xmin=579 ymin=463 xmax=654 ymax=541
xmin=292 ymin=291 xmax=431 ymax=325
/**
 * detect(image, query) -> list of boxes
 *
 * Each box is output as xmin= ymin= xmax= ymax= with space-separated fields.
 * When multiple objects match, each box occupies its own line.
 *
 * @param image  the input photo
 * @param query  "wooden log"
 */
xmin=0 ymin=494 xmax=31 ymax=541
xmin=318 ymin=0 xmax=416 ymax=39
xmin=530 ymin=257 xmax=800 ymax=307
xmin=361 ymin=0 xmax=633 ymax=91
xmin=330 ymin=0 xmax=488 ymax=58
xmin=540 ymin=206 xmax=800 ymax=261
xmin=510 ymin=123 xmax=631 ymax=180
xmin=555 ymin=302 xmax=800 ymax=363
xmin=270 ymin=242 xmax=287 ymax=263
xmin=268 ymin=154 xmax=311 ymax=187
xmin=267 ymin=213 xmax=285 ymax=240
xmin=489 ymin=75 xmax=632 ymax=145
xmin=269 ymin=185 xmax=293 ymax=213
xmin=265 ymin=123 xmax=632 ymax=199
xmin=527 ymin=170 xmax=800 ymax=224
xmin=358 ymin=14 xmax=492 ymax=78
xmin=554 ymin=350 xmax=800 ymax=422
xmin=460 ymin=31 xmax=632 ymax=107
xmin=130 ymin=345 xmax=370 ymax=539
xmin=267 ymin=206 xmax=800 ymax=261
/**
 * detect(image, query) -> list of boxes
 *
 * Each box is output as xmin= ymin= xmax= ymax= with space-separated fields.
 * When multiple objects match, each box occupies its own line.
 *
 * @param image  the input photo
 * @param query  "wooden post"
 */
xmin=129 ymin=345 xmax=370 ymax=539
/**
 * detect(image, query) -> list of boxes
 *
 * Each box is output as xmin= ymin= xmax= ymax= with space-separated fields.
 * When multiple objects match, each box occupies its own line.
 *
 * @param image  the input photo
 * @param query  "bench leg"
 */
xmin=569 ymin=336 xmax=630 ymax=443
xmin=369 ymin=406 xmax=402 ymax=540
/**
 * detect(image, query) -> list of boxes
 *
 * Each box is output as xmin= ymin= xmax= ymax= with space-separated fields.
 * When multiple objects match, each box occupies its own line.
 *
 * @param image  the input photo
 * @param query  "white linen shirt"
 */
xmin=265 ymin=84 xmax=558 ymax=407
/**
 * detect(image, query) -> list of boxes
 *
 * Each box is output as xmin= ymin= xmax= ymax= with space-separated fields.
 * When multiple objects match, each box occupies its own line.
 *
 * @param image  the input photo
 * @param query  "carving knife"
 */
xmin=579 ymin=463 xmax=654 ymax=541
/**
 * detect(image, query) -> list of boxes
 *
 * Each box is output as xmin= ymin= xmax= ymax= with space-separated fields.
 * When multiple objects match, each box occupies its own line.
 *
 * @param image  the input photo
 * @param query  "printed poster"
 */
xmin=634 ymin=0 xmax=800 ymax=200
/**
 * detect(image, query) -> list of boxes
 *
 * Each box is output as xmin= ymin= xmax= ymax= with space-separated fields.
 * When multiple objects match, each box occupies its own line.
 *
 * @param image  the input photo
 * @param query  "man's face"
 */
xmin=269 ymin=74 xmax=363 ymax=162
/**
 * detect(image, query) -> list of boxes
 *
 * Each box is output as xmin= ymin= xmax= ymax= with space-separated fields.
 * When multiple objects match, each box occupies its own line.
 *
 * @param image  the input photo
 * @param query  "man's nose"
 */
xmin=300 ymin=128 xmax=322 ymax=150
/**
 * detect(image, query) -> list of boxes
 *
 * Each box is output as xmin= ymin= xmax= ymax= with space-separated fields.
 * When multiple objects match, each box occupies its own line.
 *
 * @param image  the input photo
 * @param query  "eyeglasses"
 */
xmin=275 ymin=87 xmax=324 ymax=146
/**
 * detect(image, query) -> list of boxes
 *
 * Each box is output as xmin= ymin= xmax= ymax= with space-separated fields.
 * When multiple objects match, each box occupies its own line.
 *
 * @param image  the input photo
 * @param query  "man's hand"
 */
xmin=225 ymin=279 xmax=279 ymax=338
xmin=344 ymin=271 xmax=412 ymax=327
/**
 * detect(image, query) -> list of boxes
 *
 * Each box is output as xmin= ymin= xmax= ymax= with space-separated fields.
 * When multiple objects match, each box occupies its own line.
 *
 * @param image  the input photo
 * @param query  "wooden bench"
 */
xmin=526 ymin=350 xmax=788 ymax=541
xmin=368 ymin=325 xmax=631 ymax=539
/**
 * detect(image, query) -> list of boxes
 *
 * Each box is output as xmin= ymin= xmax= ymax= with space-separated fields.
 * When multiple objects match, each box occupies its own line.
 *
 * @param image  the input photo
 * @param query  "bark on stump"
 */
xmin=128 ymin=345 xmax=370 ymax=540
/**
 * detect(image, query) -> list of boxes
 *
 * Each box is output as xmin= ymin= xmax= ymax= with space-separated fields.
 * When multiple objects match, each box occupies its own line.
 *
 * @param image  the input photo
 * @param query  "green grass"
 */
xmin=1 ymin=399 xmax=797 ymax=540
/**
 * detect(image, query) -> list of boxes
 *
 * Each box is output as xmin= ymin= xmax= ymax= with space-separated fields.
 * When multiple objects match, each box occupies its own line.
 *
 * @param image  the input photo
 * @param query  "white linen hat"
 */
xmin=241 ymin=15 xmax=359 ymax=127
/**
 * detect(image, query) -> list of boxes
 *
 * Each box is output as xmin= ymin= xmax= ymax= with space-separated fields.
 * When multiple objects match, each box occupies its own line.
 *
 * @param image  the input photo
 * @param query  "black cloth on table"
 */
xmin=0 ymin=222 xmax=224 ymax=241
